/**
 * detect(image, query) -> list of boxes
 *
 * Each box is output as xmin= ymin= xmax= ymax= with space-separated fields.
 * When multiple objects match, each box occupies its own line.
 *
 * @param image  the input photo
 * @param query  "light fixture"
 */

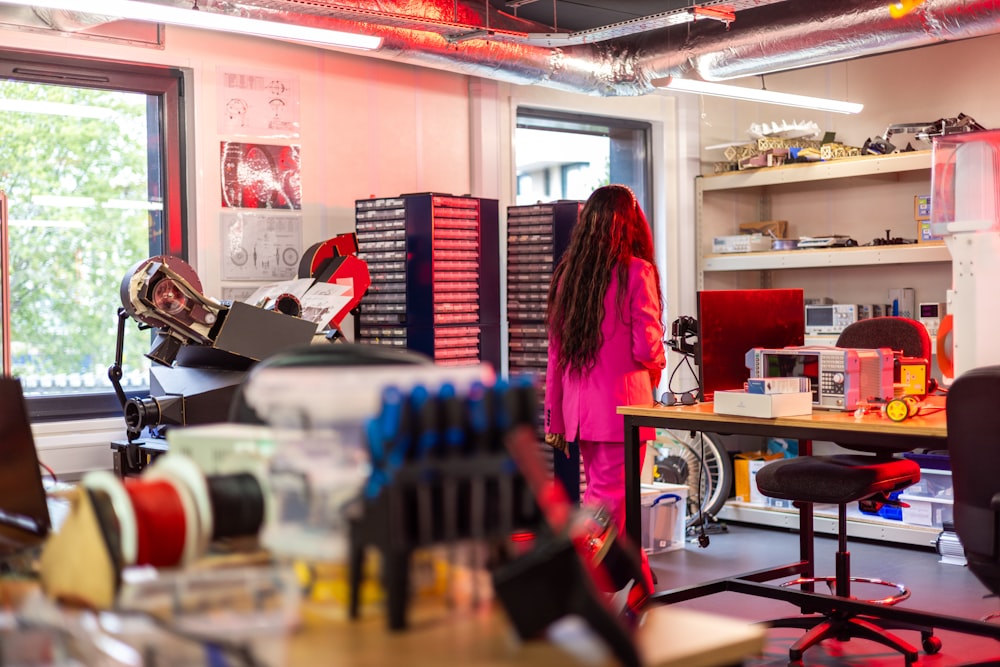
xmin=652 ymin=76 xmax=863 ymax=115
xmin=0 ymin=0 xmax=382 ymax=50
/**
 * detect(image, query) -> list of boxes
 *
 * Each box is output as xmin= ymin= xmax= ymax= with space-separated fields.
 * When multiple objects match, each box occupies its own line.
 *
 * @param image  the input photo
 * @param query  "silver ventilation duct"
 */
xmin=6 ymin=0 xmax=1000 ymax=96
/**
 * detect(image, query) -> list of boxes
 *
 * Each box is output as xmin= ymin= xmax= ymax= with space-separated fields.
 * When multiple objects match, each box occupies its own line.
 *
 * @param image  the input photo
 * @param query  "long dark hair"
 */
xmin=546 ymin=184 xmax=662 ymax=374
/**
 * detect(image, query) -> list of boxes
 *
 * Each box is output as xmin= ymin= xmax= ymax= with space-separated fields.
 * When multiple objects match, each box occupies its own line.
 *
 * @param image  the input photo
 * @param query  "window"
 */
xmin=514 ymin=108 xmax=652 ymax=214
xmin=0 ymin=51 xmax=188 ymax=421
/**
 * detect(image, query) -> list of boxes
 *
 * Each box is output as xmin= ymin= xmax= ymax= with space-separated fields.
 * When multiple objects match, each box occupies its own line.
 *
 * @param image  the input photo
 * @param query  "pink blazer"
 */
xmin=545 ymin=258 xmax=666 ymax=442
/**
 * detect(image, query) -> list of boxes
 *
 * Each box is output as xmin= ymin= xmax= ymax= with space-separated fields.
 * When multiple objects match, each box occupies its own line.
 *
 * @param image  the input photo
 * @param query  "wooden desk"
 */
xmin=289 ymin=601 xmax=767 ymax=667
xmin=0 ymin=579 xmax=765 ymax=667
xmin=615 ymin=401 xmax=1000 ymax=646
xmin=617 ymin=400 xmax=947 ymax=547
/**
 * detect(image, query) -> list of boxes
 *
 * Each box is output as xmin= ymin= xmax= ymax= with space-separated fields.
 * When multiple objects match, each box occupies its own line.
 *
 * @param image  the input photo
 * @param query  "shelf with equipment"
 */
xmin=696 ymin=150 xmax=949 ymax=307
xmin=696 ymin=151 xmax=951 ymax=546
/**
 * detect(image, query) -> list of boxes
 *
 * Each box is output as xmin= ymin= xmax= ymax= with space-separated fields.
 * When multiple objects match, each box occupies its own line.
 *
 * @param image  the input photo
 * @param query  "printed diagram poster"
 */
xmin=222 ymin=211 xmax=302 ymax=281
xmin=219 ymin=69 xmax=300 ymax=137
xmin=221 ymin=285 xmax=260 ymax=304
xmin=221 ymin=141 xmax=301 ymax=210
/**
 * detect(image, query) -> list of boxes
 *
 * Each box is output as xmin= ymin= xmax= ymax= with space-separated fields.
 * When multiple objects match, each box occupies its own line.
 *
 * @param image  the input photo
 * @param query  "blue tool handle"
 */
xmin=410 ymin=384 xmax=439 ymax=460
xmin=440 ymin=383 xmax=466 ymax=454
xmin=363 ymin=385 xmax=411 ymax=498
xmin=378 ymin=385 xmax=405 ymax=442
xmin=490 ymin=377 xmax=511 ymax=430
xmin=466 ymin=381 xmax=492 ymax=453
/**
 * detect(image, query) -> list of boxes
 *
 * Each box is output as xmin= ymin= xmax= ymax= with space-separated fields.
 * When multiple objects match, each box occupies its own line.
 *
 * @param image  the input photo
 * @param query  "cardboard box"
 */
xmin=640 ymin=482 xmax=688 ymax=553
xmin=734 ymin=450 xmax=785 ymax=504
xmin=713 ymin=390 xmax=812 ymax=418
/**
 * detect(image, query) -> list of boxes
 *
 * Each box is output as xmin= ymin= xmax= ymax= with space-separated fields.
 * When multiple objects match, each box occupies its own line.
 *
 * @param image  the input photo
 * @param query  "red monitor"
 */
xmin=696 ymin=289 xmax=805 ymax=401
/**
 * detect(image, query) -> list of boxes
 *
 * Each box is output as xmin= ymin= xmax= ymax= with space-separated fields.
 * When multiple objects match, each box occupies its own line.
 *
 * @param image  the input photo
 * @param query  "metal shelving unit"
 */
xmin=696 ymin=149 xmax=948 ymax=296
xmin=697 ymin=151 xmax=951 ymax=547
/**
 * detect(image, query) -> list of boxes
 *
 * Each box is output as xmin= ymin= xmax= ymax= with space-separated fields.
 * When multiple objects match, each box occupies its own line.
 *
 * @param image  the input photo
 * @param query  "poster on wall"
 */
xmin=221 ymin=210 xmax=302 ymax=281
xmin=220 ymin=285 xmax=261 ymax=303
xmin=218 ymin=68 xmax=301 ymax=138
xmin=221 ymin=141 xmax=302 ymax=210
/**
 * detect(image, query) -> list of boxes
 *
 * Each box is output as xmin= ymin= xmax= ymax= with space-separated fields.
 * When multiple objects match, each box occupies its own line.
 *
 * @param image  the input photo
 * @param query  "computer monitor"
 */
xmin=696 ymin=289 xmax=805 ymax=401
xmin=0 ymin=376 xmax=52 ymax=554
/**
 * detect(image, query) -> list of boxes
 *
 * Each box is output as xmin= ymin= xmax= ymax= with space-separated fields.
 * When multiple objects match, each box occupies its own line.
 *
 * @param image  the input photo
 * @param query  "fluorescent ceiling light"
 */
xmin=0 ymin=0 xmax=382 ymax=50
xmin=652 ymin=77 xmax=863 ymax=115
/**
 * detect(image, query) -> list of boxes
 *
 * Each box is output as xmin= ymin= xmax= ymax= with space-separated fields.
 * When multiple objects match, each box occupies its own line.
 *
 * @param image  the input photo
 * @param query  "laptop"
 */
xmin=0 ymin=376 xmax=53 ymax=557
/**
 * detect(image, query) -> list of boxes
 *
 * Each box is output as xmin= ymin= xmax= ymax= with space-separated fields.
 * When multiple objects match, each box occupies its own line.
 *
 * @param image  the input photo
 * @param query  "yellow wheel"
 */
xmin=885 ymin=398 xmax=912 ymax=422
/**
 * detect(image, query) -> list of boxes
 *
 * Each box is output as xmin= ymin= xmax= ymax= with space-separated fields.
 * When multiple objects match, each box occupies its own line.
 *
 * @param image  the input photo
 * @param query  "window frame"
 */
xmin=0 ymin=48 xmax=190 ymax=422
xmin=515 ymin=107 xmax=653 ymax=215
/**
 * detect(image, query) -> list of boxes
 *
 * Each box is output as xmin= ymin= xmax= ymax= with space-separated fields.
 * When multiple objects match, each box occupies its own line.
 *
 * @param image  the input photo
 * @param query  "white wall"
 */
xmin=1 ymin=22 xmax=688 ymax=475
xmin=7 ymin=22 xmax=998 ymax=475
xmin=2 ymin=25 xmax=479 ymax=475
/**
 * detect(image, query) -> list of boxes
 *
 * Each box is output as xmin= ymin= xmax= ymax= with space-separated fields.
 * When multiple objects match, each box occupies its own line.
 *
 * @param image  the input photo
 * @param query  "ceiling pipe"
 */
xmin=5 ymin=0 xmax=1000 ymax=97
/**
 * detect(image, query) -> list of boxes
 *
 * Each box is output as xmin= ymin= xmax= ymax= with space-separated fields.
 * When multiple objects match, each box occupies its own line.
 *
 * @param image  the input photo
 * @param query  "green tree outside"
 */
xmin=0 ymin=80 xmax=153 ymax=392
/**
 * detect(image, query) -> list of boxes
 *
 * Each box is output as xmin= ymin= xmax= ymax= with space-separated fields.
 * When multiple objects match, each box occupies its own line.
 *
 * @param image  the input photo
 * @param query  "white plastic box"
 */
xmin=899 ymin=467 xmax=954 ymax=529
xmin=640 ymin=482 xmax=688 ymax=554
xmin=713 ymin=390 xmax=812 ymax=418
xmin=899 ymin=493 xmax=954 ymax=529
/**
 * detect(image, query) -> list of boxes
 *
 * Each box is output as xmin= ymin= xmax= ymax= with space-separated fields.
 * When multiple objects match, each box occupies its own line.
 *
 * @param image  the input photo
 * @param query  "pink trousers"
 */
xmin=578 ymin=439 xmax=654 ymax=591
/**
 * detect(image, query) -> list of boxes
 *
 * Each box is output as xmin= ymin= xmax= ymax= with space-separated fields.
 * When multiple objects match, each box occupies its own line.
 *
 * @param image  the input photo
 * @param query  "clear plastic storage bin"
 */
xmin=640 ymin=482 xmax=688 ymax=554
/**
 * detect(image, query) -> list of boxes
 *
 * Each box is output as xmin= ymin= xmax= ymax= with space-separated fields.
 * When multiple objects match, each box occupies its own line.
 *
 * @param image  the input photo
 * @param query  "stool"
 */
xmin=755 ymin=454 xmax=941 ymax=667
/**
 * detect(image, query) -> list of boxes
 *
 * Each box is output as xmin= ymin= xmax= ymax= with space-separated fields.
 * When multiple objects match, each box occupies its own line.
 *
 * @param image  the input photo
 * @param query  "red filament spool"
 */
xmin=124 ymin=478 xmax=189 ymax=568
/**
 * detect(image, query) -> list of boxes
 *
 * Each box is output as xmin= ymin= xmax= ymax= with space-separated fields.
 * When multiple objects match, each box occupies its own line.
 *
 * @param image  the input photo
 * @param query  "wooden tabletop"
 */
xmin=618 ymin=398 xmax=946 ymax=451
xmin=0 ymin=578 xmax=765 ymax=667
xmin=288 ymin=601 xmax=767 ymax=667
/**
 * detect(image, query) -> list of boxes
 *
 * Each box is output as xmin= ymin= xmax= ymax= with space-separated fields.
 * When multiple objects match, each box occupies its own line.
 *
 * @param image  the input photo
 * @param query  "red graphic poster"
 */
xmin=221 ymin=141 xmax=301 ymax=210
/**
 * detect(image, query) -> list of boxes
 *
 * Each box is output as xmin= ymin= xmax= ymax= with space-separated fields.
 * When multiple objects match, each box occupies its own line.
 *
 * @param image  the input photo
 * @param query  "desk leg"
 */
xmin=624 ymin=415 xmax=641 ymax=546
xmin=799 ymin=439 xmax=815 ymax=586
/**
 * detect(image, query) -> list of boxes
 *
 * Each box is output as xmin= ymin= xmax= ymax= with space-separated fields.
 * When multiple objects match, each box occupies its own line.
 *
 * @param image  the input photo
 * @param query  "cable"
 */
xmin=38 ymin=460 xmax=58 ymax=484
xmin=696 ymin=432 xmax=710 ymax=548
xmin=661 ymin=346 xmax=701 ymax=403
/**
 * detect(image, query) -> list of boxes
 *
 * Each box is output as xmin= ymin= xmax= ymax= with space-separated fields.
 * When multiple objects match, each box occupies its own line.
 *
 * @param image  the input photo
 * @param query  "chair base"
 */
xmin=763 ymin=611 xmax=941 ymax=667
xmin=768 ymin=613 xmax=921 ymax=667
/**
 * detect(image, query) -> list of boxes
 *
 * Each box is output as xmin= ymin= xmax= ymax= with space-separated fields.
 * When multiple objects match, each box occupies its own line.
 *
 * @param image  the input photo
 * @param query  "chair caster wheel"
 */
xmin=923 ymin=634 xmax=942 ymax=654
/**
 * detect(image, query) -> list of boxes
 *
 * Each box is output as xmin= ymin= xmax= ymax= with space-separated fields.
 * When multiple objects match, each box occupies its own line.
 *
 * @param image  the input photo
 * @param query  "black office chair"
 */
xmin=947 ymin=365 xmax=1000 ymax=606
xmin=755 ymin=316 xmax=939 ymax=666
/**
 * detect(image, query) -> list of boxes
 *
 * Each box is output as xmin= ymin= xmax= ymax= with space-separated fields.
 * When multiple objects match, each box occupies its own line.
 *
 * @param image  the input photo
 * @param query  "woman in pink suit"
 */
xmin=544 ymin=184 xmax=666 ymax=591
